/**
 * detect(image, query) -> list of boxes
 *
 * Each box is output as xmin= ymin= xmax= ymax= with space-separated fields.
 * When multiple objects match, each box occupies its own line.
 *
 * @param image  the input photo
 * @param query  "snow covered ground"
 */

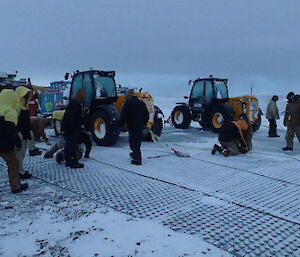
xmin=1 ymin=95 xmax=300 ymax=257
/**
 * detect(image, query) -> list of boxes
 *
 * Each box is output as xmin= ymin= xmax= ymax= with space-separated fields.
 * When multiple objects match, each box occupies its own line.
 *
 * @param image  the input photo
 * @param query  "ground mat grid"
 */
xmin=1 ymin=156 xmax=299 ymax=256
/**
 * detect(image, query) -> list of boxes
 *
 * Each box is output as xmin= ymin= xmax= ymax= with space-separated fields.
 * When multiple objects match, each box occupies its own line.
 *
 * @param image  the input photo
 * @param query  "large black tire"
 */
xmin=91 ymin=109 xmax=120 ymax=146
xmin=53 ymin=119 xmax=62 ymax=137
xmin=171 ymin=105 xmax=191 ymax=129
xmin=143 ymin=106 xmax=164 ymax=141
xmin=252 ymin=114 xmax=261 ymax=132
xmin=143 ymin=118 xmax=164 ymax=141
xmin=209 ymin=106 xmax=232 ymax=132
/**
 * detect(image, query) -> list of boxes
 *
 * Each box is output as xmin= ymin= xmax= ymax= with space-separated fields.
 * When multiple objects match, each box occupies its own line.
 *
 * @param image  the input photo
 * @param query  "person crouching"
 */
xmin=212 ymin=115 xmax=253 ymax=157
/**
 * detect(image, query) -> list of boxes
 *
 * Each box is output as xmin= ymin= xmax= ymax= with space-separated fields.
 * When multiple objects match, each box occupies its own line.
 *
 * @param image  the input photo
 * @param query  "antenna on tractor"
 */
xmin=250 ymin=81 xmax=255 ymax=96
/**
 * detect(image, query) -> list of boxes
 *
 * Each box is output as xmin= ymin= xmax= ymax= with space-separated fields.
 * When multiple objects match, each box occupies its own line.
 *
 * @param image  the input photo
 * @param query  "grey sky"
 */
xmin=1 ymin=0 xmax=299 ymax=96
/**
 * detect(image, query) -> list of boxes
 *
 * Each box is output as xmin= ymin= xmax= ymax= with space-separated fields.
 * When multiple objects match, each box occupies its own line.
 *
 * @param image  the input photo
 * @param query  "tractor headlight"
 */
xmin=242 ymin=103 xmax=247 ymax=113
xmin=250 ymin=100 xmax=257 ymax=111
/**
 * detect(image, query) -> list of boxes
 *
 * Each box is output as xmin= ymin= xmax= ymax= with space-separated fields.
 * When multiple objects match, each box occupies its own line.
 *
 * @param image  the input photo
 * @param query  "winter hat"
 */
xmin=74 ymin=88 xmax=86 ymax=103
xmin=286 ymin=92 xmax=295 ymax=101
xmin=125 ymin=89 xmax=135 ymax=101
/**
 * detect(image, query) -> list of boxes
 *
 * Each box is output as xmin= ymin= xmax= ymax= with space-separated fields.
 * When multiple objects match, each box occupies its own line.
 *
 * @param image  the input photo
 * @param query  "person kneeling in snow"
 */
xmin=44 ymin=129 xmax=92 ymax=164
xmin=211 ymin=115 xmax=253 ymax=157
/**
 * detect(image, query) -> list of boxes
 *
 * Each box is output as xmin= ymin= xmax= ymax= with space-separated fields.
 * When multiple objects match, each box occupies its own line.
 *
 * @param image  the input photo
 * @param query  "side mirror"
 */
xmin=184 ymin=96 xmax=189 ymax=99
xmin=63 ymin=96 xmax=69 ymax=101
xmin=64 ymin=73 xmax=69 ymax=80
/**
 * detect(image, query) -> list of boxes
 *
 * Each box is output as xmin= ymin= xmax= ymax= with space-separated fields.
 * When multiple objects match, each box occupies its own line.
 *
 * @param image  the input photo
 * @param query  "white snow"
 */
xmin=0 ymin=182 xmax=229 ymax=257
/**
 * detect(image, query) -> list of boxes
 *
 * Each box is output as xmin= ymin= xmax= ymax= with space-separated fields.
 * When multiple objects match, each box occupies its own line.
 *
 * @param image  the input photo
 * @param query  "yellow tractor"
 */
xmin=52 ymin=70 xmax=164 ymax=146
xmin=170 ymin=76 xmax=262 ymax=132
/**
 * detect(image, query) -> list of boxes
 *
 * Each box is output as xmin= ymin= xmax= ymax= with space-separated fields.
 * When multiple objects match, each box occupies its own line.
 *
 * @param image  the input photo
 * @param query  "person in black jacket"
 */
xmin=212 ymin=116 xmax=253 ymax=157
xmin=61 ymin=88 xmax=85 ymax=168
xmin=120 ymin=89 xmax=149 ymax=165
xmin=44 ymin=128 xmax=92 ymax=164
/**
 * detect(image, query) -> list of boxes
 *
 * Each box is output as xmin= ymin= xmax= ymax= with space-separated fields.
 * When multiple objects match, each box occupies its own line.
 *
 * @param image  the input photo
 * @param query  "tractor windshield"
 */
xmin=214 ymin=81 xmax=228 ymax=99
xmin=93 ymin=75 xmax=117 ymax=98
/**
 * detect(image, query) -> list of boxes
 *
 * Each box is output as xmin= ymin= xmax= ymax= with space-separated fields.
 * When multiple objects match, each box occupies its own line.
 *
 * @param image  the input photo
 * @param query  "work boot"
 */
xmin=68 ymin=153 xmax=84 ymax=168
xmin=282 ymin=147 xmax=293 ymax=151
xmin=19 ymin=171 xmax=32 ymax=179
xmin=69 ymin=161 xmax=84 ymax=169
xmin=131 ymin=159 xmax=142 ymax=165
xmin=222 ymin=149 xmax=230 ymax=157
xmin=12 ymin=183 xmax=29 ymax=194
xmin=55 ymin=151 xmax=64 ymax=165
xmin=43 ymin=151 xmax=53 ymax=158
xmin=129 ymin=152 xmax=134 ymax=158
xmin=211 ymin=148 xmax=216 ymax=155
xmin=29 ymin=148 xmax=42 ymax=156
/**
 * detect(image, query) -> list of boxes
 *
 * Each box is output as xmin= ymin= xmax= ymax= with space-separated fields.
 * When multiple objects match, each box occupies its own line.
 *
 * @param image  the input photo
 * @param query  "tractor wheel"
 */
xmin=91 ymin=109 xmax=120 ymax=146
xmin=209 ymin=107 xmax=231 ymax=132
xmin=252 ymin=114 xmax=262 ymax=132
xmin=171 ymin=105 xmax=191 ymax=129
xmin=53 ymin=119 xmax=62 ymax=137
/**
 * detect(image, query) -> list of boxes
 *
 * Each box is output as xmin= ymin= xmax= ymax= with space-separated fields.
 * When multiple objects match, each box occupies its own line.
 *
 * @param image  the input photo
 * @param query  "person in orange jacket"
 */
xmin=211 ymin=115 xmax=253 ymax=157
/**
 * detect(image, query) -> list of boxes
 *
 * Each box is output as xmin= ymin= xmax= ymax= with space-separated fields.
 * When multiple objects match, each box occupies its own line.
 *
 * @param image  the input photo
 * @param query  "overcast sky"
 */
xmin=1 ymin=0 xmax=299 ymax=96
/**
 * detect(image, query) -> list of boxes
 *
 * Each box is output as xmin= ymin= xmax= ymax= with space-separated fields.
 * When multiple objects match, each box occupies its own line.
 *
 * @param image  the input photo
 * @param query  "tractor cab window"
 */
xmin=190 ymin=80 xmax=204 ymax=99
xmin=83 ymin=74 xmax=93 ymax=107
xmin=93 ymin=75 xmax=117 ymax=98
xmin=214 ymin=81 xmax=228 ymax=99
xmin=70 ymin=74 xmax=83 ymax=99
xmin=205 ymin=81 xmax=214 ymax=103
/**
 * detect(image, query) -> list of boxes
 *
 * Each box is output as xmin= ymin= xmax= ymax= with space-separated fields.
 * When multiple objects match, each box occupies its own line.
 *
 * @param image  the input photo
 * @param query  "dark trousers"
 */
xmin=79 ymin=130 xmax=92 ymax=157
xmin=0 ymin=152 xmax=20 ymax=191
xmin=268 ymin=119 xmax=277 ymax=136
xmin=64 ymin=133 xmax=79 ymax=164
xmin=129 ymin=130 xmax=142 ymax=161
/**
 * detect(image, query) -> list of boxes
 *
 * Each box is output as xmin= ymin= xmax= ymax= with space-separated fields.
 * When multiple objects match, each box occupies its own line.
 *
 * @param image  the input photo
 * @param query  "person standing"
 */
xmin=120 ymin=89 xmax=149 ymax=165
xmin=0 ymin=89 xmax=28 ymax=193
xmin=15 ymin=86 xmax=42 ymax=180
xmin=266 ymin=95 xmax=280 ymax=137
xmin=282 ymin=92 xmax=300 ymax=151
xmin=61 ymin=88 xmax=85 ymax=168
